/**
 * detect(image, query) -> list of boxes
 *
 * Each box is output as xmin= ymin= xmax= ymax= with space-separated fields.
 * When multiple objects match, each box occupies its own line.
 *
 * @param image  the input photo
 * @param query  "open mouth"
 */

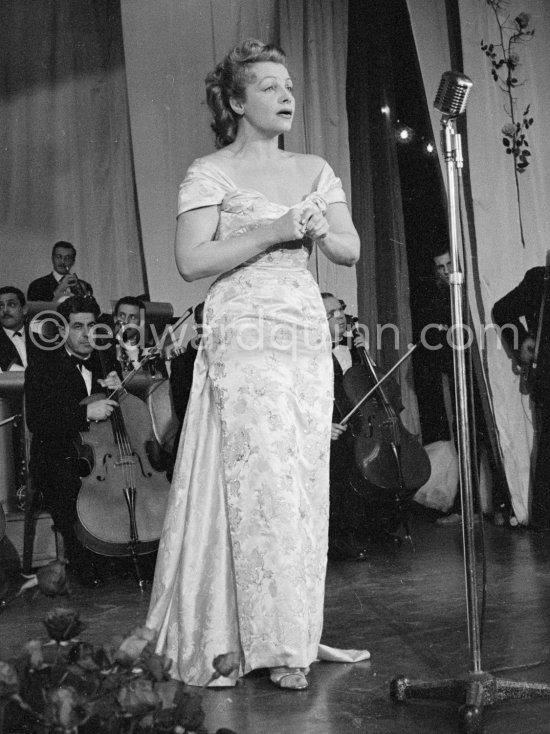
xmin=277 ymin=110 xmax=293 ymax=118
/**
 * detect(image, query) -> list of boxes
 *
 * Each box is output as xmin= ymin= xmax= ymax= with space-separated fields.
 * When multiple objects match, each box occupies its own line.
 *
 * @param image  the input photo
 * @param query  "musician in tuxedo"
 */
xmin=25 ymin=295 xmax=121 ymax=586
xmin=323 ymin=292 xmax=400 ymax=560
xmin=493 ymin=265 xmax=550 ymax=531
xmin=0 ymin=286 xmax=42 ymax=372
xmin=27 ymin=241 xmax=93 ymax=303
xmin=111 ymin=296 xmax=166 ymax=378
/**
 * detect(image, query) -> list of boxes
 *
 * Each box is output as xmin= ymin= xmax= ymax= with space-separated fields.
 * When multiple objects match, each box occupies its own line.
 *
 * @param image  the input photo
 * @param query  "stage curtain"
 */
xmin=407 ymin=0 xmax=550 ymax=525
xmin=121 ymin=0 xmax=357 ymax=318
xmin=0 ymin=0 xmax=145 ymax=312
xmin=120 ymin=0 xmax=279 ymax=316
xmin=346 ymin=0 xmax=420 ymax=435
xmin=279 ymin=0 xmax=358 ymax=312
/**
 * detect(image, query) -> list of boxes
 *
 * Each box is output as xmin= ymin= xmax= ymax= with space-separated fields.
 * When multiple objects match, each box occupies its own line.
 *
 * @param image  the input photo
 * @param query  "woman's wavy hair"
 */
xmin=205 ymin=38 xmax=287 ymax=149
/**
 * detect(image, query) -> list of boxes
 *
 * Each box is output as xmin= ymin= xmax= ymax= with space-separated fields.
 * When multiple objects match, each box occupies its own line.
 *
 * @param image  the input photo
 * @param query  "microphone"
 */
xmin=434 ymin=71 xmax=473 ymax=117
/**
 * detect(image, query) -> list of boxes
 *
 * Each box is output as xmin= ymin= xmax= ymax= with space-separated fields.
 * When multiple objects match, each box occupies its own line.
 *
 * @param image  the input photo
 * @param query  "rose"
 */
xmin=507 ymin=52 xmax=520 ymax=70
xmin=43 ymin=607 xmax=85 ymax=642
xmin=515 ymin=12 xmax=530 ymax=29
xmin=114 ymin=626 xmax=157 ymax=667
xmin=23 ymin=640 xmax=44 ymax=670
xmin=501 ymin=122 xmax=516 ymax=138
xmin=0 ymin=661 xmax=19 ymax=699
xmin=37 ymin=560 xmax=69 ymax=597
xmin=117 ymin=677 xmax=159 ymax=716
xmin=212 ymin=651 xmax=240 ymax=679
xmin=45 ymin=685 xmax=88 ymax=730
xmin=144 ymin=652 xmax=172 ymax=682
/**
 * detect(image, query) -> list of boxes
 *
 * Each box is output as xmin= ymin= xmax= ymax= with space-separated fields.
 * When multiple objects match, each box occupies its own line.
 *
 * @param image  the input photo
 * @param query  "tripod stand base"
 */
xmin=390 ymin=671 xmax=550 ymax=734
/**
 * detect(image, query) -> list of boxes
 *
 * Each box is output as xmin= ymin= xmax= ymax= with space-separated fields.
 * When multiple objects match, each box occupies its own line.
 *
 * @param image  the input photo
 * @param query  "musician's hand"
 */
xmin=53 ymin=273 xmax=78 ymax=301
xmin=519 ymin=336 xmax=535 ymax=365
xmin=87 ymin=398 xmax=118 ymax=422
xmin=331 ymin=423 xmax=347 ymax=441
xmin=353 ymin=333 xmax=367 ymax=351
xmin=98 ymin=371 xmax=122 ymax=391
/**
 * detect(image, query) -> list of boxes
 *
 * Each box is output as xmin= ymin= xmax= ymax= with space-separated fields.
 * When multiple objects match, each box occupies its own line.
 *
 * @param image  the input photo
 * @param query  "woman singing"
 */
xmin=147 ymin=38 xmax=361 ymax=690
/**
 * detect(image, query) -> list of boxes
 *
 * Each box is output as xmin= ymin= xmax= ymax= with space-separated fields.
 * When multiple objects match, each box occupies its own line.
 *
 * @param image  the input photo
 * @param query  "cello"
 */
xmin=334 ymin=319 xmax=431 ymax=534
xmin=75 ymin=347 xmax=171 ymax=588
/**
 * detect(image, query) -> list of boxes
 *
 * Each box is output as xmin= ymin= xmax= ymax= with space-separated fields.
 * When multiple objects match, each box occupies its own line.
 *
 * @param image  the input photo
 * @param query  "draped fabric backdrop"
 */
xmin=0 ymin=0 xmax=145 ymax=313
xmin=347 ymin=0 xmax=421 ymax=435
xmin=279 ymin=0 xmax=358 ymax=311
xmin=407 ymin=0 xmax=550 ymax=524
xmin=120 ymin=0 xmax=356 ymax=318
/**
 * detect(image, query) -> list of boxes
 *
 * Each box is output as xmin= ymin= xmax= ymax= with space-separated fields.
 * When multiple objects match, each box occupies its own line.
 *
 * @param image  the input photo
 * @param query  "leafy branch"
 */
xmin=480 ymin=0 xmax=535 ymax=247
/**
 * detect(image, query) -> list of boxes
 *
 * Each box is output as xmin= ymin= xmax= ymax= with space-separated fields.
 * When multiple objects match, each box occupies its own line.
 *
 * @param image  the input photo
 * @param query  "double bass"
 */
xmin=334 ymin=319 xmax=431 ymax=532
xmin=75 ymin=349 xmax=171 ymax=587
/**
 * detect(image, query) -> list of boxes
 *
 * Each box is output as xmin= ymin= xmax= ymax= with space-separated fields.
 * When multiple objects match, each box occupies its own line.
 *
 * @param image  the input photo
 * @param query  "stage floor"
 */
xmin=2 ymin=509 xmax=550 ymax=733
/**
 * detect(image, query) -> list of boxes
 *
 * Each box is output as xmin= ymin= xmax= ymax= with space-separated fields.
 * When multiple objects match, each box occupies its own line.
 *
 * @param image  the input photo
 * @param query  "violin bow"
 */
xmin=105 ymin=306 xmax=194 ymax=400
xmin=338 ymin=343 xmax=418 ymax=426
xmin=0 ymin=413 xmax=21 ymax=428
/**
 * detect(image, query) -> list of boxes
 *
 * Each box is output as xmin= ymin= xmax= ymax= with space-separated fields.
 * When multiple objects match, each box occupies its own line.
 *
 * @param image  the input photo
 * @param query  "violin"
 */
xmin=335 ymin=319 xmax=431 ymax=496
xmin=74 ymin=348 xmax=171 ymax=586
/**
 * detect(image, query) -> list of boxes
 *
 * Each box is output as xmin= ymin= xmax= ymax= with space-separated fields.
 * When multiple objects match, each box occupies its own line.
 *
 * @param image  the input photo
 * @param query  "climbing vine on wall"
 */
xmin=481 ymin=1 xmax=535 ymax=247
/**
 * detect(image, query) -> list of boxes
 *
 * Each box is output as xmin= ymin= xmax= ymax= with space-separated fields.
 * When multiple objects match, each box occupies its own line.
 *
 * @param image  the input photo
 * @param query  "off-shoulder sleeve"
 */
xmin=316 ymin=162 xmax=347 ymax=205
xmin=177 ymin=160 xmax=229 ymax=216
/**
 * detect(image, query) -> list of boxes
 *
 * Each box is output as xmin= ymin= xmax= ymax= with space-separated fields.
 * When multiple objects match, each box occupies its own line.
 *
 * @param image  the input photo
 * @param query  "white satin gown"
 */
xmin=146 ymin=157 xmax=368 ymax=686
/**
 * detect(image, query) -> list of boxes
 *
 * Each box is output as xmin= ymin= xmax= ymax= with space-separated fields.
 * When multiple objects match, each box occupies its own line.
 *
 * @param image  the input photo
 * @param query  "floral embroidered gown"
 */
xmin=146 ymin=157 xmax=346 ymax=686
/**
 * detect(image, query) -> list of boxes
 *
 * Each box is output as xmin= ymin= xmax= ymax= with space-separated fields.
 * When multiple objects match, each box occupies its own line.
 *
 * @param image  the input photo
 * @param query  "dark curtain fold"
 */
xmin=0 ymin=0 xmax=145 ymax=311
xmin=347 ymin=0 xmax=419 ymax=433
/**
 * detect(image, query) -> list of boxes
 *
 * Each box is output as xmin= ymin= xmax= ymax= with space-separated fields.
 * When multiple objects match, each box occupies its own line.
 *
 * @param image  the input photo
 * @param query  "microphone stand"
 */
xmin=390 ymin=111 xmax=550 ymax=734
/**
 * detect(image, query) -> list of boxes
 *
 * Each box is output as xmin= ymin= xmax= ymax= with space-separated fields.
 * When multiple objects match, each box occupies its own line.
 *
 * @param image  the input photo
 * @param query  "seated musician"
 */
xmin=27 ymin=241 xmax=93 ymax=303
xmin=24 ymin=295 xmax=121 ymax=587
xmin=112 ymin=296 xmax=166 ymax=378
xmin=0 ymin=286 xmax=42 ymax=371
xmin=493 ymin=265 xmax=550 ymax=532
xmin=322 ymin=292 xmax=400 ymax=561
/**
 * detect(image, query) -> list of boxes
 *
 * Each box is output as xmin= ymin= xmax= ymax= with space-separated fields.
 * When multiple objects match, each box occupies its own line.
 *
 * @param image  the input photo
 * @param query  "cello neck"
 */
xmin=350 ymin=322 xmax=394 ymax=411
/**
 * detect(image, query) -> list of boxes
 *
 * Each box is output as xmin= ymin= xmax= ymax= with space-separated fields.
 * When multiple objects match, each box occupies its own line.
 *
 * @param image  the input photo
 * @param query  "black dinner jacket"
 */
xmin=27 ymin=273 xmax=93 ymax=302
xmin=25 ymin=345 xmax=118 ymax=452
xmin=492 ymin=265 xmax=550 ymax=401
xmin=0 ymin=324 xmax=43 ymax=372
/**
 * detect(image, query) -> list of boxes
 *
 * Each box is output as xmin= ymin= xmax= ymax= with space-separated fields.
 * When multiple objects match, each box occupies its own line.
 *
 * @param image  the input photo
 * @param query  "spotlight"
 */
xmin=381 ymin=104 xmax=391 ymax=116
xmin=395 ymin=123 xmax=414 ymax=143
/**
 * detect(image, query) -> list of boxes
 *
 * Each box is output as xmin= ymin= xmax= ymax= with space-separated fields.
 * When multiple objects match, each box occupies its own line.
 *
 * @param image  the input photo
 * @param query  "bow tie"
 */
xmin=70 ymin=354 xmax=91 ymax=369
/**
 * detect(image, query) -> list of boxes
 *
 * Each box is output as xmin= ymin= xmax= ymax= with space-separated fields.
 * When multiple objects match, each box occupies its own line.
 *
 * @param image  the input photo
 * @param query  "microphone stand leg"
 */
xmin=391 ymin=670 xmax=550 ymax=734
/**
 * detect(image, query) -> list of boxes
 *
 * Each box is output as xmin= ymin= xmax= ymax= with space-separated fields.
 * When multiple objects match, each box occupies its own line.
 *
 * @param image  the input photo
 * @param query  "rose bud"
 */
xmin=43 ymin=607 xmax=85 ymax=642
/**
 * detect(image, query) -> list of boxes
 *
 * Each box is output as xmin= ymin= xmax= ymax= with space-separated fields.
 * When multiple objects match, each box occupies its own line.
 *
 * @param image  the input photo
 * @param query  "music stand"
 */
xmin=389 ymin=73 xmax=550 ymax=733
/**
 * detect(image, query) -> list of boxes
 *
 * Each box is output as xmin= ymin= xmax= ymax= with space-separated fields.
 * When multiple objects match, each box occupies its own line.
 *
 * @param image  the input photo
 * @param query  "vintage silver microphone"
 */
xmin=434 ymin=71 xmax=473 ymax=117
